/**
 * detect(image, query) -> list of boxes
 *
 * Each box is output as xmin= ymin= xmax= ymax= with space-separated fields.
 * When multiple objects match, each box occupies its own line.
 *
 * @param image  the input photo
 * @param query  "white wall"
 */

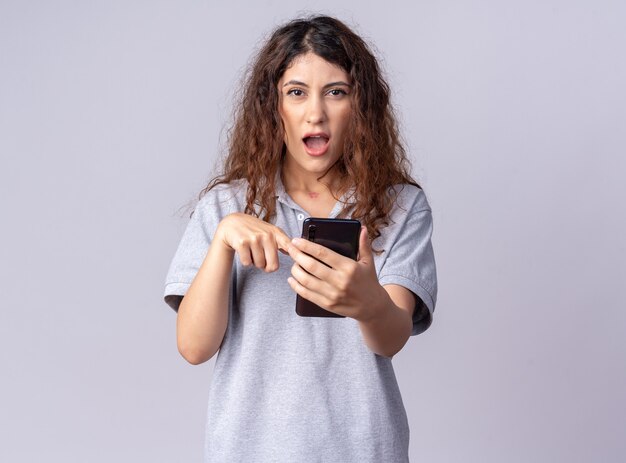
xmin=1 ymin=1 xmax=624 ymax=461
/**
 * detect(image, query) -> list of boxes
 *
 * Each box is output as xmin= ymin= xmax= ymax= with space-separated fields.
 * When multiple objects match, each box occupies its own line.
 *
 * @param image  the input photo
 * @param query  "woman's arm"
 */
xmin=177 ymin=213 xmax=291 ymax=365
xmin=356 ymin=284 xmax=416 ymax=358
xmin=176 ymin=236 xmax=234 ymax=365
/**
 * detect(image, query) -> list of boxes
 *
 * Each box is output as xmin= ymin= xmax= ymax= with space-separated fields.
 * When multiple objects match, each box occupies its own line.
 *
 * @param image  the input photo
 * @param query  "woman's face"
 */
xmin=278 ymin=52 xmax=352 ymax=180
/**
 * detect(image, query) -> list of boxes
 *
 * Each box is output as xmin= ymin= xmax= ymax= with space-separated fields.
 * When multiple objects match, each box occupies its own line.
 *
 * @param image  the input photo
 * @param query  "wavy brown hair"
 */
xmin=197 ymin=15 xmax=420 ymax=245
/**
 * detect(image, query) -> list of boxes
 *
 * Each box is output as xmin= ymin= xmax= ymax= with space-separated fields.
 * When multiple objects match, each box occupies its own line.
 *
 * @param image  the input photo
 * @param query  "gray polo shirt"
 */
xmin=163 ymin=177 xmax=437 ymax=462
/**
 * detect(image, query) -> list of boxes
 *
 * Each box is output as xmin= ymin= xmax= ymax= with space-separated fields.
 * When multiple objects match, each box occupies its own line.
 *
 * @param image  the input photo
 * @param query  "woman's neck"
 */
xmin=281 ymin=161 xmax=344 ymax=198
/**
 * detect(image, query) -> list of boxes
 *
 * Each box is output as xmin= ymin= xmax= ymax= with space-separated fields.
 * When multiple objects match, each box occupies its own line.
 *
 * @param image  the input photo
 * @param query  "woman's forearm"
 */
xmin=176 ymin=236 xmax=234 ymax=365
xmin=357 ymin=286 xmax=413 ymax=358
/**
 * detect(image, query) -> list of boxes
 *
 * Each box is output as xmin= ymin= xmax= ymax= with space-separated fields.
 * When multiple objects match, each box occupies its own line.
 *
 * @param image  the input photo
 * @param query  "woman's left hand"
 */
xmin=287 ymin=226 xmax=387 ymax=321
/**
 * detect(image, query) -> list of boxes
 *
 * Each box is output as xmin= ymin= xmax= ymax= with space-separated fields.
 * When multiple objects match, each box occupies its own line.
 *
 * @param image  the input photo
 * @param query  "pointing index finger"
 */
xmin=274 ymin=228 xmax=292 ymax=255
xmin=291 ymin=237 xmax=343 ymax=268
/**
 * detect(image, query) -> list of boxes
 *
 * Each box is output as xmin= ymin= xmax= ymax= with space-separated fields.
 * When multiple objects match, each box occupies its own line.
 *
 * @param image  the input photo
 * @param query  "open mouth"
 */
xmin=302 ymin=135 xmax=330 ymax=156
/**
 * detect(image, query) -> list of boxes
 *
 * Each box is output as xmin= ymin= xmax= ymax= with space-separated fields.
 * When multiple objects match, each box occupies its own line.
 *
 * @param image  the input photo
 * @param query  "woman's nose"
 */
xmin=305 ymin=96 xmax=326 ymax=124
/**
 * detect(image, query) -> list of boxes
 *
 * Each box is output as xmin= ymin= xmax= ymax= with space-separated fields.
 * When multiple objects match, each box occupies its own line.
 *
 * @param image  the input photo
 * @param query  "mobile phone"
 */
xmin=295 ymin=217 xmax=361 ymax=318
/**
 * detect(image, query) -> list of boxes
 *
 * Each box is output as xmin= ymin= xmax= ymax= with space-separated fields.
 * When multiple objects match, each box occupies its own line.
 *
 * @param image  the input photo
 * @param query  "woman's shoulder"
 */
xmin=195 ymin=178 xmax=249 ymax=213
xmin=388 ymin=183 xmax=432 ymax=214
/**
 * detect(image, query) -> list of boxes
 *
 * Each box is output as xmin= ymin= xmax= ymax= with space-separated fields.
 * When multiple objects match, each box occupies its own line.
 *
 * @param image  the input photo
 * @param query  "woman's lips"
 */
xmin=302 ymin=135 xmax=330 ymax=156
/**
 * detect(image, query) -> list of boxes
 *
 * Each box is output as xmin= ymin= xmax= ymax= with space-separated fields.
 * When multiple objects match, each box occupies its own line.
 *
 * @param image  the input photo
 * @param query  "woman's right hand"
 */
xmin=215 ymin=213 xmax=291 ymax=272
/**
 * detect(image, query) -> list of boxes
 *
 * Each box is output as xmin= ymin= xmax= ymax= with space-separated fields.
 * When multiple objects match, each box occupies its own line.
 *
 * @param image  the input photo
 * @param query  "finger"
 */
xmin=263 ymin=235 xmax=280 ymax=272
xmin=288 ymin=241 xmax=334 ymax=280
xmin=287 ymin=276 xmax=333 ymax=310
xmin=357 ymin=226 xmax=374 ymax=263
xmin=235 ymin=242 xmax=253 ymax=267
xmin=290 ymin=262 xmax=333 ymax=295
xmin=274 ymin=227 xmax=292 ymax=255
xmin=290 ymin=237 xmax=344 ymax=269
xmin=248 ymin=235 xmax=267 ymax=269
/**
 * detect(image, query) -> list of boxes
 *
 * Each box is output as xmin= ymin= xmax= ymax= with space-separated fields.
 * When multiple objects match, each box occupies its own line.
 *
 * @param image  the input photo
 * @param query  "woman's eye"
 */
xmin=328 ymin=89 xmax=347 ymax=97
xmin=287 ymin=89 xmax=304 ymax=97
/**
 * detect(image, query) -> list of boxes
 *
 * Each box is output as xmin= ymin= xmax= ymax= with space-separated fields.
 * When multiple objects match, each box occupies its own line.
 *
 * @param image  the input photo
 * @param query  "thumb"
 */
xmin=357 ymin=226 xmax=374 ymax=263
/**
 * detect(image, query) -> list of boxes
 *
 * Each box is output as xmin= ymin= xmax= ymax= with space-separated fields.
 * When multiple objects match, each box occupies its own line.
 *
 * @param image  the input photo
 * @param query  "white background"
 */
xmin=1 ymin=1 xmax=624 ymax=461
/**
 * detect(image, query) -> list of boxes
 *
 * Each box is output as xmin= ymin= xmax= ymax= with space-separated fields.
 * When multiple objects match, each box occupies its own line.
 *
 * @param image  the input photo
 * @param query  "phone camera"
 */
xmin=308 ymin=225 xmax=316 ymax=240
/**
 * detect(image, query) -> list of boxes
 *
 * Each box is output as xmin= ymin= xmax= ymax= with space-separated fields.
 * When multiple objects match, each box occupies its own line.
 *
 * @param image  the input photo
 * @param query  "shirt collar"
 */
xmin=273 ymin=171 xmax=356 ymax=218
xmin=274 ymin=171 xmax=303 ymax=212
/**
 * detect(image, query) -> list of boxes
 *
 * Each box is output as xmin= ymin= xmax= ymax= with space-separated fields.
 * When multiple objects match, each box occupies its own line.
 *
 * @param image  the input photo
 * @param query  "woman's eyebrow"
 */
xmin=323 ymin=81 xmax=352 ymax=89
xmin=283 ymin=80 xmax=308 ymax=87
xmin=282 ymin=80 xmax=352 ymax=88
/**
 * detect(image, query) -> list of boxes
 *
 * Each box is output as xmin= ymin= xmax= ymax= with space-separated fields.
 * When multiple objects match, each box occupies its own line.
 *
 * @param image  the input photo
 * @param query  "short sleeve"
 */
xmin=163 ymin=190 xmax=227 ymax=312
xmin=378 ymin=189 xmax=438 ymax=336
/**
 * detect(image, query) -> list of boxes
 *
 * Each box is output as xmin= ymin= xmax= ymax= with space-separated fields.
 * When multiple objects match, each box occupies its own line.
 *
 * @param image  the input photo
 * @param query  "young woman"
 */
xmin=164 ymin=15 xmax=438 ymax=462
